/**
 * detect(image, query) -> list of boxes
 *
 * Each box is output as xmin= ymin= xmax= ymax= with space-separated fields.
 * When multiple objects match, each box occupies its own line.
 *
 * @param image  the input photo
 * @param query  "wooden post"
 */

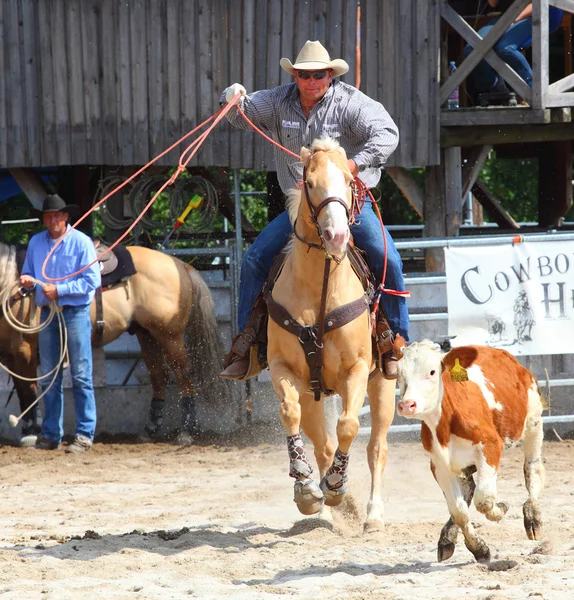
xmin=444 ymin=146 xmax=462 ymax=237
xmin=424 ymin=163 xmax=446 ymax=272
xmin=538 ymin=140 xmax=573 ymax=227
xmin=532 ymin=0 xmax=549 ymax=109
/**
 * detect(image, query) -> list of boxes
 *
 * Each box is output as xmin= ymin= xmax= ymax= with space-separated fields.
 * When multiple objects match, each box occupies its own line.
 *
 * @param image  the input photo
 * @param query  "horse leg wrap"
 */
xmin=321 ymin=448 xmax=350 ymax=494
xmin=287 ymin=434 xmax=313 ymax=479
xmin=182 ymin=396 xmax=200 ymax=436
xmin=144 ymin=397 xmax=165 ymax=437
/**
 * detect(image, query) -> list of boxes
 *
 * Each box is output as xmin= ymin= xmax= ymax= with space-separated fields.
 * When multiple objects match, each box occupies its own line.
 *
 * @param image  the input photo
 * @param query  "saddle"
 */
xmin=230 ymin=242 xmax=396 ymax=395
xmin=92 ymin=240 xmax=137 ymax=346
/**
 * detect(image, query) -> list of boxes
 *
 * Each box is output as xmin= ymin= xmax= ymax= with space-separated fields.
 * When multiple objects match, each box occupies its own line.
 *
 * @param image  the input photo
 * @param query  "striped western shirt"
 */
xmin=221 ymin=80 xmax=399 ymax=193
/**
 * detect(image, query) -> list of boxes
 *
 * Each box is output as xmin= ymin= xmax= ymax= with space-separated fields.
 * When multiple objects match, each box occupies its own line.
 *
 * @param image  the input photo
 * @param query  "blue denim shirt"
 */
xmin=22 ymin=225 xmax=101 ymax=307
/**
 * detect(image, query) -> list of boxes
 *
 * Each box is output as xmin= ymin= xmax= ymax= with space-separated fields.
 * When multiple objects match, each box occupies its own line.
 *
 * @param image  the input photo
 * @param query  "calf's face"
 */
xmin=396 ymin=341 xmax=443 ymax=419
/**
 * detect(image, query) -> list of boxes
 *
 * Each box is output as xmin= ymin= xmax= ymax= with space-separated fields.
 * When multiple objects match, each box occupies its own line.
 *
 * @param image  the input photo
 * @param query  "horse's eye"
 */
xmin=430 ymin=370 xmax=436 ymax=376
xmin=306 ymin=180 xmax=313 ymax=189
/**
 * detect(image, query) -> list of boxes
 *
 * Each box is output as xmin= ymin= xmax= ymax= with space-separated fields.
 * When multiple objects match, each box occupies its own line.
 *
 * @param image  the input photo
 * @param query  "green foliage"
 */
xmin=480 ymin=154 xmax=539 ymax=222
xmin=0 ymin=195 xmax=43 ymax=244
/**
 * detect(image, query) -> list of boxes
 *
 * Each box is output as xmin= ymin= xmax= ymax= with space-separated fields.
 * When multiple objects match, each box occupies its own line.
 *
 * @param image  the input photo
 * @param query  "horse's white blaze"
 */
xmin=317 ymin=159 xmax=350 ymax=254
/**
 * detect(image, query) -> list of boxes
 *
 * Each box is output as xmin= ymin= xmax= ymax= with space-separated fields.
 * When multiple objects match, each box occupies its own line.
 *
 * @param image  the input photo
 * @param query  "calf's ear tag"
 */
xmin=450 ymin=357 xmax=468 ymax=382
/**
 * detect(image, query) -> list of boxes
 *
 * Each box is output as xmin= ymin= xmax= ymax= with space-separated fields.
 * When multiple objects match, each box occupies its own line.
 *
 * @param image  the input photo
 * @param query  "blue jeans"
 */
xmin=464 ymin=17 xmax=533 ymax=93
xmin=39 ymin=305 xmax=96 ymax=443
xmin=238 ymin=202 xmax=410 ymax=340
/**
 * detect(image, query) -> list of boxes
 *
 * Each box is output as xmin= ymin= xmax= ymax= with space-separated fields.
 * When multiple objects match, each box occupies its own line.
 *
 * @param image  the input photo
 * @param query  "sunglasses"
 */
xmin=296 ymin=70 xmax=329 ymax=80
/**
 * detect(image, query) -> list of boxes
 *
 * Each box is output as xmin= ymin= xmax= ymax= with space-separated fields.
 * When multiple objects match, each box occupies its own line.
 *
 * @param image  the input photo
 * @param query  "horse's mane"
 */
xmin=0 ymin=242 xmax=17 ymax=290
xmin=285 ymin=135 xmax=345 ymax=227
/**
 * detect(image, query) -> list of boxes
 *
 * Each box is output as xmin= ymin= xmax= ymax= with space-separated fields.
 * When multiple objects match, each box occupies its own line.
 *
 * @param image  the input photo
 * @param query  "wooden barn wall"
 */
xmin=0 ymin=0 xmax=362 ymax=170
xmin=361 ymin=0 xmax=440 ymax=168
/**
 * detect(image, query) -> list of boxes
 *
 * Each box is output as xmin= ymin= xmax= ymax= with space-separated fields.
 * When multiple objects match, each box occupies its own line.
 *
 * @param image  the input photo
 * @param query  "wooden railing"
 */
xmin=440 ymin=0 xmax=574 ymax=110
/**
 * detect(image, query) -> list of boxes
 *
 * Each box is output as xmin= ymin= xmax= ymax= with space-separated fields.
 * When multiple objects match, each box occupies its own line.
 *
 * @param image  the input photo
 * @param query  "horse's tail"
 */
xmin=184 ymin=266 xmax=225 ymax=392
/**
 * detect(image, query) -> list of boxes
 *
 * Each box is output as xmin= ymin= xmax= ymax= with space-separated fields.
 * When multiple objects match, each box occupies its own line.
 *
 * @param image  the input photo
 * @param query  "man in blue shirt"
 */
xmin=20 ymin=194 xmax=101 ymax=453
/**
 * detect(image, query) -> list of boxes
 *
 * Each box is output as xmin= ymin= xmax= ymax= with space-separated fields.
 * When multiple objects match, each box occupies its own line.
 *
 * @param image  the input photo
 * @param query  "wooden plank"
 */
xmin=428 ymin=0 xmax=441 ymax=166
xmin=385 ymin=167 xmax=424 ymax=218
xmin=252 ymin=0 xmax=268 ymax=170
xmin=461 ymin=145 xmax=492 ymax=200
xmin=441 ymin=2 xmax=532 ymax=103
xmin=414 ymin=0 xmax=431 ymax=167
xmin=265 ymin=0 xmax=282 ymax=168
xmin=227 ymin=0 xmax=243 ymax=168
xmin=545 ymin=92 xmax=574 ymax=107
xmin=551 ymin=0 xmax=574 ymax=12
xmin=37 ymin=0 xmax=56 ymax=166
xmin=0 ymin=0 xmax=6 ymax=166
xmin=439 ymin=0 xmax=530 ymax=105
xmin=279 ymin=0 xmax=295 ymax=87
xmin=242 ymin=0 xmax=256 ymax=168
xmin=100 ymin=0 xmax=118 ymax=164
xmin=80 ymin=0 xmax=103 ymax=165
xmin=340 ymin=0 xmax=357 ymax=87
xmin=5 ymin=0 xmax=25 ymax=166
xmin=67 ymin=0 xmax=87 ymax=164
xmin=117 ymin=0 xmax=134 ymax=165
xmin=21 ymin=0 xmax=40 ymax=166
xmin=548 ymin=73 xmax=574 ymax=94
xmin=472 ymin=179 xmax=519 ymax=229
xmin=441 ymin=107 xmax=551 ymax=126
xmin=326 ymin=0 xmax=343 ymax=79
xmin=441 ymin=122 xmax=574 ymax=147
xmin=130 ymin=0 xmax=149 ymax=165
xmin=148 ymin=0 xmax=166 ymax=163
xmin=210 ymin=0 xmax=229 ymax=167
xmin=294 ymin=0 xmax=311 ymax=62
xmin=51 ymin=0 xmax=72 ymax=164
xmin=313 ymin=0 xmax=327 ymax=43
xmin=531 ymin=0 xmax=549 ymax=110
xmin=444 ymin=146 xmax=462 ymax=236
xmin=397 ymin=0 xmax=413 ymax=168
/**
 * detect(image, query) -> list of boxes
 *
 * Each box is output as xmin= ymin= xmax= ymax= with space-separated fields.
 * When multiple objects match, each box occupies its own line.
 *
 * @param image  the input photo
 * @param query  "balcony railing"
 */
xmin=440 ymin=0 xmax=574 ymax=110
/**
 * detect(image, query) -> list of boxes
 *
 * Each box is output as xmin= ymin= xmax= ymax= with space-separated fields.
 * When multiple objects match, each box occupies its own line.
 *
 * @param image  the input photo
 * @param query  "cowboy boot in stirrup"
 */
xmin=220 ymin=301 xmax=268 ymax=381
xmin=376 ymin=313 xmax=398 ymax=380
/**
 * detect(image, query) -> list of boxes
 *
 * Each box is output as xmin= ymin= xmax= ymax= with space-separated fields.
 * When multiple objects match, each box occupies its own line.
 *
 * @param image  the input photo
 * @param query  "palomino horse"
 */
xmin=267 ymin=137 xmax=396 ymax=531
xmin=0 ymin=243 xmax=223 ymax=443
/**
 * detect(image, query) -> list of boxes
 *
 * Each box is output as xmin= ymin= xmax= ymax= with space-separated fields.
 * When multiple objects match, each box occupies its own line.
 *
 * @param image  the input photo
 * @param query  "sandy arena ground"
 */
xmin=0 ymin=426 xmax=572 ymax=600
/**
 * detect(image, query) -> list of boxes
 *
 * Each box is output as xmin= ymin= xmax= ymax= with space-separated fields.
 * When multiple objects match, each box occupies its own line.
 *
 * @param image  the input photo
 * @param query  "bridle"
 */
xmin=293 ymin=156 xmax=352 ymax=265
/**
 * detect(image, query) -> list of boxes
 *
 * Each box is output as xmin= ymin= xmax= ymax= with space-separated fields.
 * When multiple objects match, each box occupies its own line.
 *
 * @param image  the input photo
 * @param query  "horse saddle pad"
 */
xmin=93 ymin=240 xmax=137 ymax=289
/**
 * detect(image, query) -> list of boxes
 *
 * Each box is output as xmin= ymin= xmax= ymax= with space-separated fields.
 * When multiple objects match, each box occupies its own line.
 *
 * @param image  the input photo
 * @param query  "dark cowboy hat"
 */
xmin=31 ymin=194 xmax=79 ymax=218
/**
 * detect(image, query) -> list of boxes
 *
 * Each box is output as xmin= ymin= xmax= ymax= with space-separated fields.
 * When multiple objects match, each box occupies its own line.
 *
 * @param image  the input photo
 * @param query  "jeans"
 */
xmin=39 ymin=305 xmax=96 ymax=443
xmin=464 ymin=17 xmax=533 ymax=93
xmin=238 ymin=201 xmax=410 ymax=340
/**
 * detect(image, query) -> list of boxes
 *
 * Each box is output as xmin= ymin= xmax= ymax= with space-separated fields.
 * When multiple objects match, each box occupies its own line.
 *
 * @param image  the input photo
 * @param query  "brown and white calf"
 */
xmin=395 ymin=338 xmax=545 ymax=563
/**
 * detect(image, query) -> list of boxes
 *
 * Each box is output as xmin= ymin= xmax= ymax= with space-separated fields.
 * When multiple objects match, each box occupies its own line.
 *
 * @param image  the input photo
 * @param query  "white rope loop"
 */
xmin=0 ymin=278 xmax=68 ymax=426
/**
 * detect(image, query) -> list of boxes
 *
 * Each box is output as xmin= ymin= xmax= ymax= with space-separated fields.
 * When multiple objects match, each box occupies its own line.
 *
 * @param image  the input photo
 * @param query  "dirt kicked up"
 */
xmin=0 ymin=431 xmax=572 ymax=599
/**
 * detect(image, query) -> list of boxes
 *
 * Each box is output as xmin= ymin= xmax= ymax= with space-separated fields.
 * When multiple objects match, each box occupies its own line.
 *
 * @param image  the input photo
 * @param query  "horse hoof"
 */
xmin=294 ymin=479 xmax=324 ymax=515
xmin=437 ymin=542 xmax=456 ymax=562
xmin=320 ymin=476 xmax=347 ymax=507
xmin=363 ymin=519 xmax=385 ymax=534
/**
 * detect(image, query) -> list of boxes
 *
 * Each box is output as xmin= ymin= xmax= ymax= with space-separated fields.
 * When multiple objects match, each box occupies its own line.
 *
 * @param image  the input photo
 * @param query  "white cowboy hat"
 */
xmin=280 ymin=40 xmax=349 ymax=77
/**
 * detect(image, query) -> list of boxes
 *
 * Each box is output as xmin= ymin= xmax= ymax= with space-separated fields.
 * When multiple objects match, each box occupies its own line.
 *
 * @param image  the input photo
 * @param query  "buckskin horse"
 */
xmin=0 ymin=242 xmax=223 ymax=444
xmin=266 ymin=137 xmax=396 ymax=531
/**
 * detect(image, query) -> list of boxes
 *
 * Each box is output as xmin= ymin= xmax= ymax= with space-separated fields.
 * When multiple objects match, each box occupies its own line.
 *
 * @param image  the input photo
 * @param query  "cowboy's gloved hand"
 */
xmin=225 ymin=83 xmax=246 ymax=103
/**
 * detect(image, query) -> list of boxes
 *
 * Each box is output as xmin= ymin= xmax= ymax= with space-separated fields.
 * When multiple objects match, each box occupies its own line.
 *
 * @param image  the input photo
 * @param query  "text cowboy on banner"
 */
xmin=445 ymin=241 xmax=574 ymax=356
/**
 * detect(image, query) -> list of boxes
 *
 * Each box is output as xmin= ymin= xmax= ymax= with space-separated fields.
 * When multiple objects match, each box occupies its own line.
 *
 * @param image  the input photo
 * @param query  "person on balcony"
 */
xmin=464 ymin=1 xmax=564 ymax=98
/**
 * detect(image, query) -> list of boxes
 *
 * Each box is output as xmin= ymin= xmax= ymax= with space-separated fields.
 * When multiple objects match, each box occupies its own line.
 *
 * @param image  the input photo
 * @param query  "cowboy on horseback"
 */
xmin=219 ymin=40 xmax=409 ymax=381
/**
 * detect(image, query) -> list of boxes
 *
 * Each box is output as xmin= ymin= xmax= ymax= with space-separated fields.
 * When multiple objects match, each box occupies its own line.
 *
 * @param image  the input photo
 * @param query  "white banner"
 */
xmin=445 ymin=241 xmax=574 ymax=356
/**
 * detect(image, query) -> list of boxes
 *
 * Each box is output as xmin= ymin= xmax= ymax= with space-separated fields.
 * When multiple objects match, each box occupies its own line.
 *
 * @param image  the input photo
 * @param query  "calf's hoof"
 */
xmin=523 ymin=499 xmax=543 ymax=540
xmin=437 ymin=541 xmax=456 ymax=563
xmin=294 ymin=478 xmax=324 ymax=515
